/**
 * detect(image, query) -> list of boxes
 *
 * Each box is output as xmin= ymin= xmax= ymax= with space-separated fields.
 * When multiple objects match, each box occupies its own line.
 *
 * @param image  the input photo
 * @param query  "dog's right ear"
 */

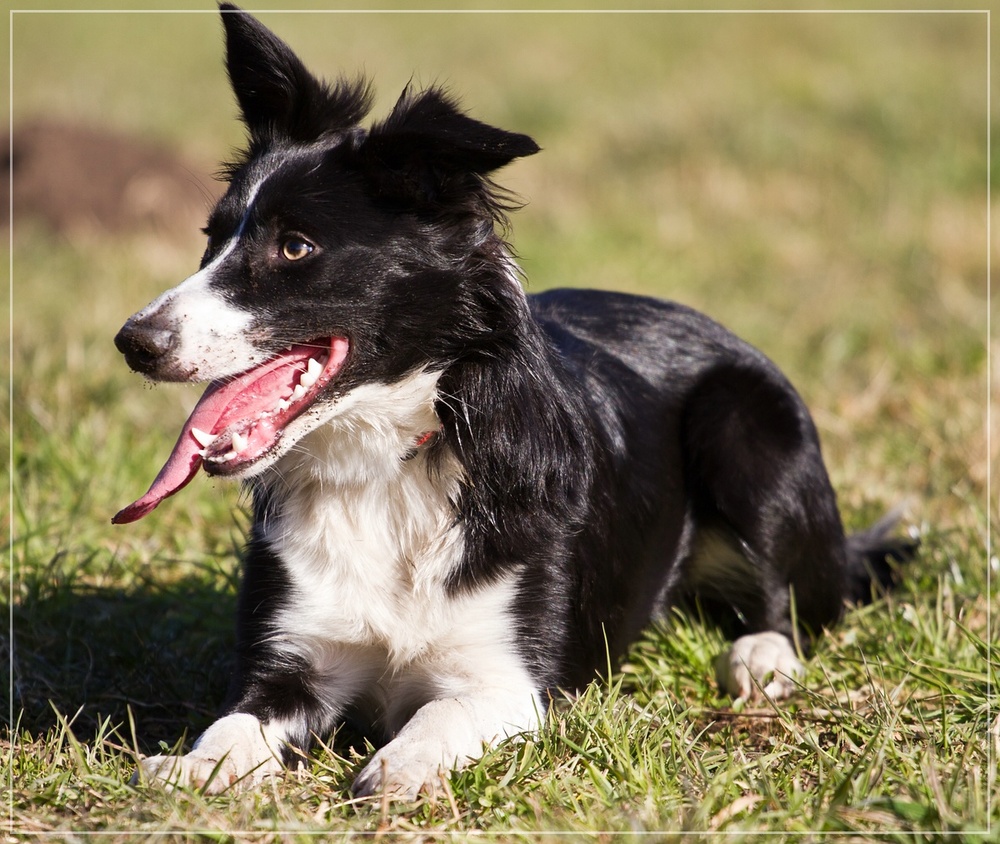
xmin=219 ymin=4 xmax=371 ymax=142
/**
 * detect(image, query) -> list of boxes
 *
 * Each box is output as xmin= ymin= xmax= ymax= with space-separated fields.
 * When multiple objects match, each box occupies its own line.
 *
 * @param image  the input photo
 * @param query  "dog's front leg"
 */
xmin=133 ymin=649 xmax=368 ymax=793
xmin=133 ymin=647 xmax=359 ymax=793
xmin=133 ymin=712 xmax=292 ymax=793
xmin=351 ymin=687 xmax=542 ymax=800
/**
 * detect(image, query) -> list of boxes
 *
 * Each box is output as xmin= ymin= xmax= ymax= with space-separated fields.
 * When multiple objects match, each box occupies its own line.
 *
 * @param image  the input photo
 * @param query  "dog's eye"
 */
xmin=281 ymin=236 xmax=315 ymax=261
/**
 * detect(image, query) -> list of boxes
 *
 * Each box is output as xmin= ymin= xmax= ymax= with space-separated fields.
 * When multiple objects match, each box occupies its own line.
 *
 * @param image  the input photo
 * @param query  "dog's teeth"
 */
xmin=232 ymin=431 xmax=248 ymax=453
xmin=300 ymin=357 xmax=323 ymax=387
xmin=291 ymin=383 xmax=307 ymax=401
xmin=276 ymin=398 xmax=290 ymax=412
xmin=190 ymin=427 xmax=217 ymax=448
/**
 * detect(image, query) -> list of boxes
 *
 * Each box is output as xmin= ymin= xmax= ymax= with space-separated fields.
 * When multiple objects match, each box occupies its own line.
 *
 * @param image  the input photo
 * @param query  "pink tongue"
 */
xmin=111 ymin=380 xmax=243 ymax=525
xmin=112 ymin=341 xmax=346 ymax=525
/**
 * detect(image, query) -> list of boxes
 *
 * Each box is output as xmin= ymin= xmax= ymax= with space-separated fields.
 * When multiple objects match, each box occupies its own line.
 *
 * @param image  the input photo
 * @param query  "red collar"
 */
xmin=413 ymin=429 xmax=438 ymax=449
xmin=404 ymin=427 xmax=441 ymax=460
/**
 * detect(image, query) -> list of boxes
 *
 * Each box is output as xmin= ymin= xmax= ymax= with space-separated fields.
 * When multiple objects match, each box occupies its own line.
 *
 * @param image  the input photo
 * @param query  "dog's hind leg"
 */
xmin=679 ymin=359 xmax=851 ymax=702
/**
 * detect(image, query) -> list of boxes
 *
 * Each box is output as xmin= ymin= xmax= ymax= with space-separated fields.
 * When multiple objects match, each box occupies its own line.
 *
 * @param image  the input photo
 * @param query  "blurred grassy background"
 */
xmin=8 ymin=5 xmax=990 ymax=514
xmin=5 ymin=4 xmax=994 ymax=836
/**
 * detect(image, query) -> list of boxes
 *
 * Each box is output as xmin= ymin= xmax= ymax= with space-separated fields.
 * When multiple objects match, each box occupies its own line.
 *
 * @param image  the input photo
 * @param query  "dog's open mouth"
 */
xmin=113 ymin=337 xmax=350 ymax=524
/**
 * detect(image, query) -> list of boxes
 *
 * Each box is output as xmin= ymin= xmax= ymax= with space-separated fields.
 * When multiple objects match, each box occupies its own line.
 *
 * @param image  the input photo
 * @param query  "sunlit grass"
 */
xmin=7 ymin=6 xmax=994 ymax=839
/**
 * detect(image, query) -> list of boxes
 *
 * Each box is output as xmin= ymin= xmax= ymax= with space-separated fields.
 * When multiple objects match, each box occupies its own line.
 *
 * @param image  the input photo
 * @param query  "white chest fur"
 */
xmin=260 ymin=370 xmax=474 ymax=666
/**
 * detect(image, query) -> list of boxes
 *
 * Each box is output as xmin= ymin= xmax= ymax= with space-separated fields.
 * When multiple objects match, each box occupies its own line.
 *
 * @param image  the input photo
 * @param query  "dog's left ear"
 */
xmin=357 ymin=86 xmax=539 ymax=205
xmin=220 ymin=3 xmax=372 ymax=141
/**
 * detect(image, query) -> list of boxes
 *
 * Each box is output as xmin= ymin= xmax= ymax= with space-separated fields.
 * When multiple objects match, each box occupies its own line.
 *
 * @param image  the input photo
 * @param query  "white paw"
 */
xmin=352 ymin=737 xmax=453 ymax=800
xmin=131 ymin=713 xmax=286 ymax=793
xmin=132 ymin=752 xmax=248 ymax=794
xmin=716 ymin=631 xmax=803 ymax=703
xmin=350 ymin=694 xmax=538 ymax=800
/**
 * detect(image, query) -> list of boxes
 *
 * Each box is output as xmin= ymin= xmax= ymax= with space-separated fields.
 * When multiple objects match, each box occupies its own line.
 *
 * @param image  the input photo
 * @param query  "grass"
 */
xmin=6 ymin=4 xmax=995 ymax=839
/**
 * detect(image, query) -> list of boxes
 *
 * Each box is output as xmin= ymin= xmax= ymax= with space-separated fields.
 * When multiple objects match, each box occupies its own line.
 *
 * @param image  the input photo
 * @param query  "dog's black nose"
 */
xmin=115 ymin=313 xmax=177 ymax=375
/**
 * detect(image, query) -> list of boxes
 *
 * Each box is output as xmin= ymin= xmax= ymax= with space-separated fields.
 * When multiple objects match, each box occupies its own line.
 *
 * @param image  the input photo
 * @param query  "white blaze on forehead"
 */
xmin=210 ymin=169 xmax=272 ymax=265
xmin=197 ymin=150 xmax=301 ymax=270
xmin=129 ymin=149 xmax=326 ymax=384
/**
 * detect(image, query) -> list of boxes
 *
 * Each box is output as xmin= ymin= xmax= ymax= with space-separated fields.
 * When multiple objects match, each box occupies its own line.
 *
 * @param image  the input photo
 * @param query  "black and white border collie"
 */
xmin=114 ymin=5 xmax=916 ymax=799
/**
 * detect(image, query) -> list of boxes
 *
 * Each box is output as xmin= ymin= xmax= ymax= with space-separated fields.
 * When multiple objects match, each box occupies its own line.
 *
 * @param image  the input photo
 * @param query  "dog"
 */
xmin=113 ymin=4 xmax=916 ymax=799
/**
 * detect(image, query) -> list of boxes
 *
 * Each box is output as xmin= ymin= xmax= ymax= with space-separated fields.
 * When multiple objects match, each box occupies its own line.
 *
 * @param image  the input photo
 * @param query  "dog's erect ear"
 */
xmin=219 ymin=4 xmax=371 ymax=141
xmin=357 ymin=86 xmax=540 ymax=205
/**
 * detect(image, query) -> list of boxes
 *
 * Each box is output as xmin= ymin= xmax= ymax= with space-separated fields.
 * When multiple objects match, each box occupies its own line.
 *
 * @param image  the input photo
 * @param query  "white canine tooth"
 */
xmin=231 ymin=431 xmax=248 ymax=453
xmin=291 ymin=383 xmax=307 ymax=401
xmin=191 ymin=427 xmax=218 ymax=448
xmin=299 ymin=357 xmax=323 ymax=388
xmin=276 ymin=398 xmax=290 ymax=411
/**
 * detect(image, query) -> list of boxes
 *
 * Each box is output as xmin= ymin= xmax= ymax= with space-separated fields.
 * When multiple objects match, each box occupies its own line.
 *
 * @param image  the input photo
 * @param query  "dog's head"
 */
xmin=113 ymin=4 xmax=538 ymax=523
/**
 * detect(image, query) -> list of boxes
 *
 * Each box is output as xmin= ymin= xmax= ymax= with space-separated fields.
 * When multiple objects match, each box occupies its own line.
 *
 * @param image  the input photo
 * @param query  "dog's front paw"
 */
xmin=132 ymin=753 xmax=245 ymax=794
xmin=131 ymin=713 xmax=287 ymax=793
xmin=350 ymin=693 xmax=539 ymax=800
xmin=351 ymin=739 xmax=450 ymax=801
xmin=716 ymin=631 xmax=803 ymax=704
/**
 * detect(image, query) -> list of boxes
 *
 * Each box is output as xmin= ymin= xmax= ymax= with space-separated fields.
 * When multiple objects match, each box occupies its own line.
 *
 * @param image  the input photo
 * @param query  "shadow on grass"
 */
xmin=9 ymin=572 xmax=235 ymax=753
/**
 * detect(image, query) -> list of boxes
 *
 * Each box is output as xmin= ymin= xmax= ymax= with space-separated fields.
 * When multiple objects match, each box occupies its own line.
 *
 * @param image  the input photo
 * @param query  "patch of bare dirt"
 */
xmin=3 ymin=121 xmax=220 ymax=243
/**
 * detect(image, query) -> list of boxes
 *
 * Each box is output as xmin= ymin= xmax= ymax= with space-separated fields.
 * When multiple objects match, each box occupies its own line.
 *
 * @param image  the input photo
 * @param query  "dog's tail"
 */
xmin=844 ymin=507 xmax=920 ymax=604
